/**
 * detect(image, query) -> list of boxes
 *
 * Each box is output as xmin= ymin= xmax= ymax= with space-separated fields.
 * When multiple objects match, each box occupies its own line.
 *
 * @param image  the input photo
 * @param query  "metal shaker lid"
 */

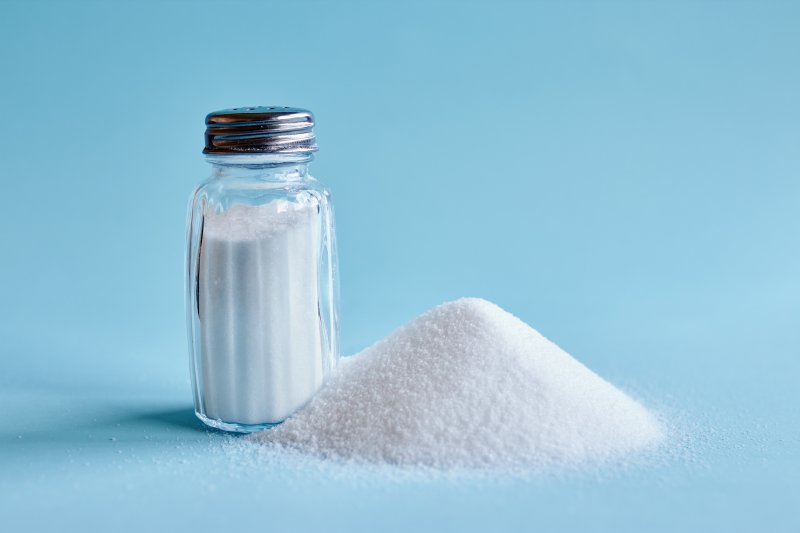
xmin=203 ymin=106 xmax=317 ymax=155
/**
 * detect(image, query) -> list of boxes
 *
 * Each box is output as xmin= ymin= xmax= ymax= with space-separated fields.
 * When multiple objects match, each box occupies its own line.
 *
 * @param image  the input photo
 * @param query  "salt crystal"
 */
xmin=249 ymin=298 xmax=664 ymax=470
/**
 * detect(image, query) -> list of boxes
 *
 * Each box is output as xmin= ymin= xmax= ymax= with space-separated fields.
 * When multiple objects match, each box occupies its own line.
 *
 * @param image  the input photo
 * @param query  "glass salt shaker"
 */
xmin=185 ymin=106 xmax=339 ymax=433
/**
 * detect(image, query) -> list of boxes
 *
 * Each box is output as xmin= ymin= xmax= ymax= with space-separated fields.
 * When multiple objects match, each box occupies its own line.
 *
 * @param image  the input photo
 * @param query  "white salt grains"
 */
xmin=199 ymin=200 xmax=325 ymax=425
xmin=248 ymin=298 xmax=664 ymax=470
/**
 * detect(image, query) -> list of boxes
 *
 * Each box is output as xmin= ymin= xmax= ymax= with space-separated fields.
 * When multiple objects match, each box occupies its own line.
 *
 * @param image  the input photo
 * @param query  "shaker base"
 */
xmin=195 ymin=411 xmax=281 ymax=433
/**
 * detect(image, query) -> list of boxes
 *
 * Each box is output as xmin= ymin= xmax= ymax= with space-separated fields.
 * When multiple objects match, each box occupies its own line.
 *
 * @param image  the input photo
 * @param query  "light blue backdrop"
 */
xmin=1 ymin=1 xmax=798 ymax=531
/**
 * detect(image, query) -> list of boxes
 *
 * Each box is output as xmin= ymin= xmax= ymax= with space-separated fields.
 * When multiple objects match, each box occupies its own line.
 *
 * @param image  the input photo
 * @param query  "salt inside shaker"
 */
xmin=185 ymin=106 xmax=339 ymax=432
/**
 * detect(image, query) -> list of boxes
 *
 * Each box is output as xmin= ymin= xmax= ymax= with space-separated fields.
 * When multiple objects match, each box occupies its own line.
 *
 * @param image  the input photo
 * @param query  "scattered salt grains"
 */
xmin=245 ymin=298 xmax=666 ymax=473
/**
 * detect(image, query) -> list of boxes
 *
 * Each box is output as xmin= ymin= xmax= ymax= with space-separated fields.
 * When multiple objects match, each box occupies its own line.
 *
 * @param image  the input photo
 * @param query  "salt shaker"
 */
xmin=185 ymin=106 xmax=339 ymax=432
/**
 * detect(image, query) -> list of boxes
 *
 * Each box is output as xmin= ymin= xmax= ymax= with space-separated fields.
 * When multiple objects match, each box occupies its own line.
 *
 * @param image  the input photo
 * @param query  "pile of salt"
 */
xmin=249 ymin=298 xmax=664 ymax=469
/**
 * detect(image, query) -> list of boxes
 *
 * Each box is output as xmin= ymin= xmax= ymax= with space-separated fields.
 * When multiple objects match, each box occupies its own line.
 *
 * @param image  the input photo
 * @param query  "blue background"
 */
xmin=1 ymin=1 xmax=798 ymax=531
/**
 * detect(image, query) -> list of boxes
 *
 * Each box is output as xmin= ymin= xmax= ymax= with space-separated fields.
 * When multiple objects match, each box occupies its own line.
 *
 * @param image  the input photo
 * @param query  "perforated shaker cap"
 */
xmin=203 ymin=106 xmax=317 ymax=155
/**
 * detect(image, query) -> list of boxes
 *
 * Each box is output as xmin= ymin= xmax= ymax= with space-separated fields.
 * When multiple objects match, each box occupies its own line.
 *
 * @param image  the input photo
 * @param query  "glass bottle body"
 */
xmin=186 ymin=153 xmax=338 ymax=433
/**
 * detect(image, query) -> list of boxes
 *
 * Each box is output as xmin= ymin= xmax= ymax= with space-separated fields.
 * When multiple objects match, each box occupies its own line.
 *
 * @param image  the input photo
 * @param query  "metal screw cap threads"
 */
xmin=203 ymin=106 xmax=317 ymax=155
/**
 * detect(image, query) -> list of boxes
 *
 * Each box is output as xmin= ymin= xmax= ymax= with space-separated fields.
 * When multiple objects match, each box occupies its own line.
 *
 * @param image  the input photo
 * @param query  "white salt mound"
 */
xmin=249 ymin=298 xmax=664 ymax=469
